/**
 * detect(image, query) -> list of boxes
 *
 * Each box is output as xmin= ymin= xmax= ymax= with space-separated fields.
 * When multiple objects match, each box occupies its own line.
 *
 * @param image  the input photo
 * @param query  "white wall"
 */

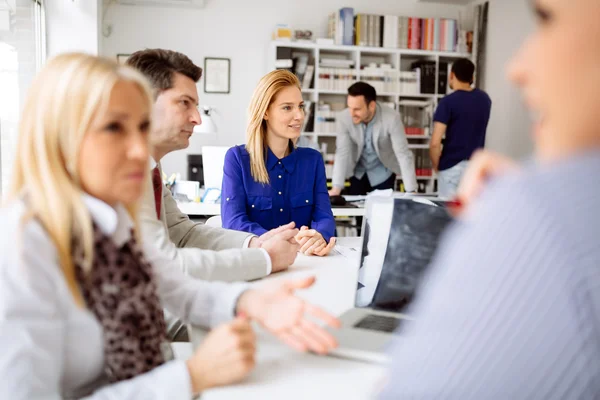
xmin=481 ymin=0 xmax=535 ymax=159
xmin=0 ymin=0 xmax=39 ymax=194
xmin=46 ymin=0 xmax=101 ymax=57
xmin=102 ymin=0 xmax=469 ymax=177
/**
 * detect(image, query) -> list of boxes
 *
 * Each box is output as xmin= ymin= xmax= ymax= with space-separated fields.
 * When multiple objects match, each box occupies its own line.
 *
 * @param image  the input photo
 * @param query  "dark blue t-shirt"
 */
xmin=434 ymin=88 xmax=492 ymax=171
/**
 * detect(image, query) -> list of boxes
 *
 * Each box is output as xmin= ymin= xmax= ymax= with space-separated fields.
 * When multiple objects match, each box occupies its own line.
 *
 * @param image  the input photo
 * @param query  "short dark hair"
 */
xmin=126 ymin=49 xmax=203 ymax=93
xmin=451 ymin=58 xmax=476 ymax=84
xmin=347 ymin=81 xmax=377 ymax=105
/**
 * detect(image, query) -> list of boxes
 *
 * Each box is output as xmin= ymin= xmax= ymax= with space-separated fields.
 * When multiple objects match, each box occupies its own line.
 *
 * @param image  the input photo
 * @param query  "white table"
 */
xmin=175 ymin=237 xmax=386 ymax=399
xmin=178 ymin=201 xmax=366 ymax=217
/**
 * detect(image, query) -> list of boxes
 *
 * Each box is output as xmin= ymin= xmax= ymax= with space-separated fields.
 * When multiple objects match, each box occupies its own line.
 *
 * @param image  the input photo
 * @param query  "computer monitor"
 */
xmin=201 ymin=146 xmax=230 ymax=190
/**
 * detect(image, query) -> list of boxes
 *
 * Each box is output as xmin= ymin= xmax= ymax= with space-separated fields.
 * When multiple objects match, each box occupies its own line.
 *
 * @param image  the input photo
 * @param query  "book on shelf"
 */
xmin=411 ymin=61 xmax=437 ymax=94
xmin=302 ymin=65 xmax=314 ymax=89
xmin=302 ymin=101 xmax=314 ymax=133
xmin=360 ymin=63 xmax=399 ymax=94
xmin=383 ymin=15 xmax=397 ymax=49
xmin=399 ymin=71 xmax=420 ymax=94
xmin=293 ymin=54 xmax=309 ymax=83
xmin=340 ymin=8 xmax=354 ymax=46
xmin=315 ymin=109 xmax=337 ymax=134
xmin=399 ymin=103 xmax=432 ymax=137
xmin=354 ymin=14 xmax=459 ymax=52
xmin=320 ymin=58 xmax=354 ymax=68
xmin=275 ymin=49 xmax=316 ymax=89
xmin=274 ymin=59 xmax=293 ymax=69
xmin=413 ymin=149 xmax=434 ymax=177
xmin=325 ymin=7 xmax=462 ymax=52
xmin=438 ymin=62 xmax=451 ymax=96
xmin=318 ymin=67 xmax=357 ymax=91
xmin=329 ymin=7 xmax=354 ymax=45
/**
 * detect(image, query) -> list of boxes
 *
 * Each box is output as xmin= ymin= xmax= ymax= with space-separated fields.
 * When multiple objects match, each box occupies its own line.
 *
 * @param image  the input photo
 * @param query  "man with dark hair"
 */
xmin=430 ymin=58 xmax=492 ymax=199
xmin=329 ymin=82 xmax=417 ymax=196
xmin=126 ymin=49 xmax=298 ymax=292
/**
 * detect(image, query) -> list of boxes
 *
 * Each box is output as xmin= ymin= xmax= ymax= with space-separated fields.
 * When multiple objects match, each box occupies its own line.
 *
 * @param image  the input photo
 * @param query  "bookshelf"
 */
xmin=270 ymin=40 xmax=473 ymax=195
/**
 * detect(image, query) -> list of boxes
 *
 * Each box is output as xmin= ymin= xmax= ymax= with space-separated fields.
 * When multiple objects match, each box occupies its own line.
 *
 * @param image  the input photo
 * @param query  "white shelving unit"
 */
xmin=270 ymin=40 xmax=473 ymax=194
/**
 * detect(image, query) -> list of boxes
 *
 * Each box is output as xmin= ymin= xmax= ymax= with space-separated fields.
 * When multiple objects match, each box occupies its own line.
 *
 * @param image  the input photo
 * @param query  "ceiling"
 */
xmin=417 ymin=0 xmax=476 ymax=5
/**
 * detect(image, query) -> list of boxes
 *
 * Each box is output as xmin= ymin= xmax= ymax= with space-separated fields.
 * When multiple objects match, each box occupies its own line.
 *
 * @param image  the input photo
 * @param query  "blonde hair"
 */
xmin=7 ymin=53 xmax=154 ymax=306
xmin=246 ymin=69 xmax=301 ymax=184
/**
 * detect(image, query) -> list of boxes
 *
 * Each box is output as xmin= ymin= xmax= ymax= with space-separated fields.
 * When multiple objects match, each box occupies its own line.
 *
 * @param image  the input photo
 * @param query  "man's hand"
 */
xmin=259 ymin=225 xmax=300 ymax=273
xmin=328 ymin=187 xmax=342 ymax=197
xmin=256 ymin=222 xmax=296 ymax=246
xmin=295 ymin=226 xmax=336 ymax=256
xmin=236 ymin=276 xmax=341 ymax=354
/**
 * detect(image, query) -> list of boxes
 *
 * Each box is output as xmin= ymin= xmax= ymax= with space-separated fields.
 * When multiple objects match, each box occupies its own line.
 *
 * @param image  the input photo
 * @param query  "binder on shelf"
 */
xmin=340 ymin=7 xmax=354 ymax=46
xmin=375 ymin=15 xmax=382 ymax=47
xmin=302 ymin=65 xmax=315 ymax=89
xmin=275 ymin=59 xmax=293 ymax=69
xmin=438 ymin=62 xmax=449 ymax=95
xmin=411 ymin=61 xmax=436 ymax=95
xmin=293 ymin=54 xmax=309 ymax=83
xmin=302 ymin=101 xmax=315 ymax=132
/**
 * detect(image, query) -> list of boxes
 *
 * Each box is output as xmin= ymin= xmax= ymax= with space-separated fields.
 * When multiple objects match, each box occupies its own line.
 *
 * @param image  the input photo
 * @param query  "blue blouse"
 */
xmin=221 ymin=145 xmax=335 ymax=242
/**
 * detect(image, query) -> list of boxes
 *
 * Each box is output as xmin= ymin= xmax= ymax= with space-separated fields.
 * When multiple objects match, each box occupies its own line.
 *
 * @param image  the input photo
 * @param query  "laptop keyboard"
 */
xmin=353 ymin=314 xmax=403 ymax=333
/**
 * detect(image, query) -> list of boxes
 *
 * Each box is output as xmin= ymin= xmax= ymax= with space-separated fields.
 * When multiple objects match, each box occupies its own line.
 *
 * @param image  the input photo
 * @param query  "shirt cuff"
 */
xmin=242 ymin=235 xmax=257 ymax=249
xmin=259 ymin=248 xmax=272 ymax=275
xmin=212 ymin=282 xmax=250 ymax=326
xmin=151 ymin=360 xmax=193 ymax=399
xmin=242 ymin=235 xmax=271 ymax=275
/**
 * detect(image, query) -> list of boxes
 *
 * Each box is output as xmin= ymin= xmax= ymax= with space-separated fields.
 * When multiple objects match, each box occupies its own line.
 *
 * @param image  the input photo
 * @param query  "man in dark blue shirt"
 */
xmin=430 ymin=58 xmax=492 ymax=198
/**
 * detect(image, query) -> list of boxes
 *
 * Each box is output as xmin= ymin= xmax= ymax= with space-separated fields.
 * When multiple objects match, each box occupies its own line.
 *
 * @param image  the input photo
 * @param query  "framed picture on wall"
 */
xmin=116 ymin=54 xmax=131 ymax=65
xmin=204 ymin=57 xmax=230 ymax=94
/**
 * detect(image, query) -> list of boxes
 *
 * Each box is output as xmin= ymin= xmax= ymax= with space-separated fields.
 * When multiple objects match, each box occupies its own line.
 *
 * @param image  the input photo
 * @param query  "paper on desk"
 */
xmin=366 ymin=189 xmax=393 ymax=198
xmin=411 ymin=197 xmax=438 ymax=207
xmin=334 ymin=244 xmax=361 ymax=259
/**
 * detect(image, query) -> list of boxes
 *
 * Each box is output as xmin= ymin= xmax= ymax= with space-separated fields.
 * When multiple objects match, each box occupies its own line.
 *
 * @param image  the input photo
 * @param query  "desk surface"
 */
xmin=176 ymin=237 xmax=386 ymax=399
xmin=178 ymin=201 xmax=366 ymax=217
xmin=178 ymin=193 xmax=442 ymax=218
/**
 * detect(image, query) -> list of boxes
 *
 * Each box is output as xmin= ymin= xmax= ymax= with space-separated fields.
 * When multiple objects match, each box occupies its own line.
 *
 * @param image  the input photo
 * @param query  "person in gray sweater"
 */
xmin=380 ymin=0 xmax=600 ymax=398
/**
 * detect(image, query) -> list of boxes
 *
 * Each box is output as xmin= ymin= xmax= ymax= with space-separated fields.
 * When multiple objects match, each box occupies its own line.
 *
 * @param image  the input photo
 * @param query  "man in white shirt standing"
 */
xmin=126 ymin=49 xmax=298 ymax=283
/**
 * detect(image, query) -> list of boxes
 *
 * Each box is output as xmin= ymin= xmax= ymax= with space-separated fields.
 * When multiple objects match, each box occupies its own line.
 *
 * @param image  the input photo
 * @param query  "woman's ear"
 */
xmin=263 ymin=111 xmax=269 ymax=121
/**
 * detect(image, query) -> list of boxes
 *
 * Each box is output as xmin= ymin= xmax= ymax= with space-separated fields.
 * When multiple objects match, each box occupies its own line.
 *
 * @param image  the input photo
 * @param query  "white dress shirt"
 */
xmin=0 ymin=195 xmax=248 ymax=399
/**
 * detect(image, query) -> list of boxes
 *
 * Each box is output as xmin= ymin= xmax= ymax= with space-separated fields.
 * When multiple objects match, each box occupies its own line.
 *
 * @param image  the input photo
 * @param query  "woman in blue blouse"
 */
xmin=221 ymin=70 xmax=336 ymax=256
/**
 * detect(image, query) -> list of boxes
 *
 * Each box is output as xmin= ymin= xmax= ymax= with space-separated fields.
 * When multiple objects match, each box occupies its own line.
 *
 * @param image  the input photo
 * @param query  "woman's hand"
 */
xmin=236 ymin=276 xmax=341 ymax=354
xmin=186 ymin=316 xmax=256 ymax=394
xmin=295 ymin=226 xmax=336 ymax=256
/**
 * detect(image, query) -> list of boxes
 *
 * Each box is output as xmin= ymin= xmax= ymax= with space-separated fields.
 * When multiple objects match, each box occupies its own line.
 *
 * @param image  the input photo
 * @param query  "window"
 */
xmin=0 ymin=0 xmax=46 ymax=197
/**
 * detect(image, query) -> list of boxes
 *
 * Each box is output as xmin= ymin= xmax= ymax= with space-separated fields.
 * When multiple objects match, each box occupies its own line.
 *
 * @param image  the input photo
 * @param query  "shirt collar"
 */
xmin=266 ymin=143 xmax=297 ymax=173
xmin=81 ymin=194 xmax=134 ymax=247
xmin=149 ymin=156 xmax=158 ymax=170
xmin=362 ymin=108 xmax=377 ymax=129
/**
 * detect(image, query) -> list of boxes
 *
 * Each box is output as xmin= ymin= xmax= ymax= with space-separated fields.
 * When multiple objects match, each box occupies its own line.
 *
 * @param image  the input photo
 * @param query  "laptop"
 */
xmin=328 ymin=196 xmax=453 ymax=364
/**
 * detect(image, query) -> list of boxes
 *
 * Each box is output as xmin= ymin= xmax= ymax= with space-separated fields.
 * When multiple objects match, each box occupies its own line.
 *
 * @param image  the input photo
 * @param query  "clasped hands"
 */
xmin=249 ymin=223 xmax=336 ymax=273
xmin=294 ymin=226 xmax=336 ymax=257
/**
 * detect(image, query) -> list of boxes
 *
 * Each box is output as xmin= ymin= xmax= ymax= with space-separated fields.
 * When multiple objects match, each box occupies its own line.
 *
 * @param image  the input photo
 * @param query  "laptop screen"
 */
xmin=355 ymin=197 xmax=453 ymax=313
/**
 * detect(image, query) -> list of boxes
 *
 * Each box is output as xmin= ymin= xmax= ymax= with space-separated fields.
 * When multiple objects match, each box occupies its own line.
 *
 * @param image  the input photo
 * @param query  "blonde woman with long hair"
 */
xmin=221 ymin=70 xmax=336 ymax=256
xmin=0 ymin=54 xmax=340 ymax=399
